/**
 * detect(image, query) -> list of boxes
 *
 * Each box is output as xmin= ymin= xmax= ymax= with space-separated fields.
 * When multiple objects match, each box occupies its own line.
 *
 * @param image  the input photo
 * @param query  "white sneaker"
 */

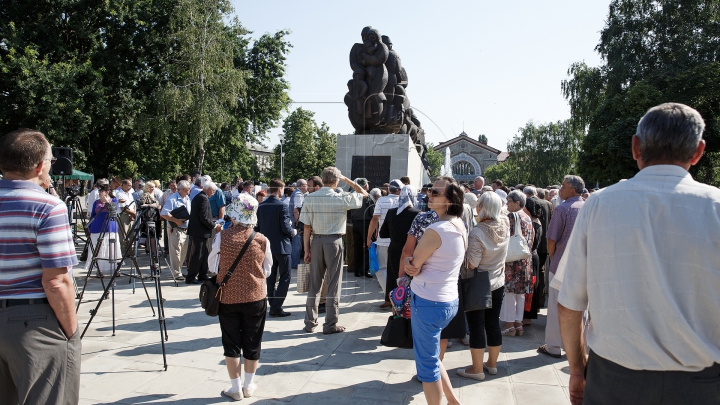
xmin=461 ymin=334 xmax=470 ymax=346
xmin=242 ymin=383 xmax=257 ymax=398
xmin=446 ymin=340 xmax=453 ymax=348
xmin=221 ymin=389 xmax=243 ymax=401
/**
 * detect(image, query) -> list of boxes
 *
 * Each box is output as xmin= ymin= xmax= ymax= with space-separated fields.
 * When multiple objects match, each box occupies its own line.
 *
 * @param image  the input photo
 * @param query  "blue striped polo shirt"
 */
xmin=0 ymin=180 xmax=78 ymax=299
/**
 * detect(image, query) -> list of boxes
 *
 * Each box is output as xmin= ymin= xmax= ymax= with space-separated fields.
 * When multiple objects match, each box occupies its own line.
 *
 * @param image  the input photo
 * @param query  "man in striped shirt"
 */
xmin=0 ymin=129 xmax=81 ymax=405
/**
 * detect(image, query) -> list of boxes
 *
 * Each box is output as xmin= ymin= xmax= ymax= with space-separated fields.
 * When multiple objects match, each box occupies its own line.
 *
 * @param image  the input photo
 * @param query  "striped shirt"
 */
xmin=0 ymin=180 xmax=78 ymax=299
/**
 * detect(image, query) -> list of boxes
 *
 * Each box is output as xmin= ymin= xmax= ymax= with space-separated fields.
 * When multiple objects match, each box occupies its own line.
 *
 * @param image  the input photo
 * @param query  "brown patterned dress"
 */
xmin=504 ymin=211 xmax=534 ymax=294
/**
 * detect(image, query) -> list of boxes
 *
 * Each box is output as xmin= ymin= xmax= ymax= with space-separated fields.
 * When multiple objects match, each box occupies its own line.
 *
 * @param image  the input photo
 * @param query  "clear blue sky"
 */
xmin=231 ymin=0 xmax=611 ymax=151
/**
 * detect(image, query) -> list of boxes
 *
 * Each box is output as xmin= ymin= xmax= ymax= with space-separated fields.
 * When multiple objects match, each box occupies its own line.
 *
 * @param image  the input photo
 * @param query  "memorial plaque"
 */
xmin=351 ymin=156 xmax=391 ymax=188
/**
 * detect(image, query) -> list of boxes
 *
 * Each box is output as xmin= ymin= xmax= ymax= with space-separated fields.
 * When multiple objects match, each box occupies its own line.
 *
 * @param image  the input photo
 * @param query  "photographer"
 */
xmin=115 ymin=179 xmax=136 ymax=254
xmin=85 ymin=184 xmax=121 ymax=276
xmin=86 ymin=178 xmax=109 ymax=211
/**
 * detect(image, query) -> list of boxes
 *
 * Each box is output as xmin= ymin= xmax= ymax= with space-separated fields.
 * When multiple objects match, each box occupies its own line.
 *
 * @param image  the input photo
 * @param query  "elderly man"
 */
xmin=538 ymin=175 xmax=585 ymax=359
xmin=301 ymin=167 xmax=367 ymax=334
xmin=132 ymin=180 xmax=145 ymax=202
xmin=160 ymin=180 xmax=177 ymax=254
xmin=0 ymin=129 xmax=81 ymax=404
xmin=473 ymin=176 xmax=485 ymax=195
xmin=557 ymin=103 xmax=720 ymax=405
xmin=289 ymin=179 xmax=308 ymax=269
xmin=186 ymin=176 xmax=222 ymax=284
xmin=161 ymin=180 xmax=191 ymax=280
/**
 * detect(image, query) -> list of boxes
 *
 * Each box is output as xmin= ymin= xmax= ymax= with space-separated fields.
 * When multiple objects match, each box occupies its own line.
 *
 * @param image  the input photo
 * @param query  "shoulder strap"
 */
xmin=220 ymin=231 xmax=256 ymax=286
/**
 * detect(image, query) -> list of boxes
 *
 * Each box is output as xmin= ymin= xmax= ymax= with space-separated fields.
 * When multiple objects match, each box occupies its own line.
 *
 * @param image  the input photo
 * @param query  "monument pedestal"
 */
xmin=335 ymin=134 xmax=430 ymax=189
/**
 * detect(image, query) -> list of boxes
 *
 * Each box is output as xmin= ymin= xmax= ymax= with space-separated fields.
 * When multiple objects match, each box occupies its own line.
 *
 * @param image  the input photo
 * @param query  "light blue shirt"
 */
xmin=161 ymin=192 xmax=191 ymax=229
xmin=189 ymin=186 xmax=202 ymax=200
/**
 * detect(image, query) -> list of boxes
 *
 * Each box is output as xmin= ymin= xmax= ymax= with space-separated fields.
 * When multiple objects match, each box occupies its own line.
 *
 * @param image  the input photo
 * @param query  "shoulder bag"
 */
xmin=505 ymin=212 xmax=531 ymax=263
xmin=450 ymin=219 xmax=493 ymax=312
xmin=199 ymin=231 xmax=256 ymax=316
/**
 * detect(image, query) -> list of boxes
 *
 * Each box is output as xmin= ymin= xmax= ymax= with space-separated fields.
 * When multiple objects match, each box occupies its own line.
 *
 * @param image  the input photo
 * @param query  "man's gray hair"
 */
xmin=201 ymin=175 xmax=216 ymax=191
xmin=321 ymin=166 xmax=341 ymax=186
xmin=564 ymin=175 xmax=585 ymax=194
xmin=636 ymin=103 xmax=705 ymax=163
xmin=507 ymin=189 xmax=527 ymax=208
xmin=537 ymin=188 xmax=546 ymax=199
xmin=523 ymin=186 xmax=537 ymax=196
xmin=369 ymin=188 xmax=382 ymax=201
xmin=296 ymin=179 xmax=307 ymax=186
xmin=474 ymin=176 xmax=485 ymax=183
xmin=177 ymin=180 xmax=191 ymax=190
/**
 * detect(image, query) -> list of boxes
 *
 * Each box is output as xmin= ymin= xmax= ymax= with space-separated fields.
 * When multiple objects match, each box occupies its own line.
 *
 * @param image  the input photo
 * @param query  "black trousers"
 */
xmin=466 ymin=287 xmax=505 ymax=349
xmin=524 ymin=251 xmax=541 ymax=319
xmin=187 ymin=235 xmax=209 ymax=281
xmin=267 ymin=252 xmax=291 ymax=311
xmin=537 ymin=253 xmax=548 ymax=308
xmin=352 ymin=220 xmax=369 ymax=276
xmin=584 ymin=350 xmax=720 ymax=405
xmin=218 ymin=299 xmax=267 ymax=360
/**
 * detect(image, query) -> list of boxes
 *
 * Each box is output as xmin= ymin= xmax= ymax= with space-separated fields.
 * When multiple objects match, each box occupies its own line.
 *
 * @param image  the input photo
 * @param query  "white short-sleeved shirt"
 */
xmin=115 ymin=187 xmax=135 ymax=209
xmin=373 ymin=194 xmax=399 ymax=247
xmin=557 ymin=165 xmax=720 ymax=372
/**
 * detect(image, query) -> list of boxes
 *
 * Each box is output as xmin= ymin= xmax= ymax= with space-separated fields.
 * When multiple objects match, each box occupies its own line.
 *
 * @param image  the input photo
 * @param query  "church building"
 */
xmin=434 ymin=131 xmax=502 ymax=183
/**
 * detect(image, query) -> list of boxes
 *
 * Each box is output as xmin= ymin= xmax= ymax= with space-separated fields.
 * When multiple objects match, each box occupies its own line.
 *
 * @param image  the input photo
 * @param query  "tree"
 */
xmin=425 ymin=144 xmax=444 ymax=178
xmin=269 ymin=108 xmax=337 ymax=182
xmin=478 ymin=134 xmax=488 ymax=144
xmin=563 ymin=0 xmax=720 ymax=186
xmin=483 ymin=120 xmax=582 ymax=187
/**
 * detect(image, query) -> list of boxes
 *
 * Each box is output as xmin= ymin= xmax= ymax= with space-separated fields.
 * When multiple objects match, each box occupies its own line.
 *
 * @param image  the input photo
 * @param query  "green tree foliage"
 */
xmin=477 ymin=134 xmax=488 ymax=144
xmin=0 ymin=0 xmax=291 ymax=183
xmin=269 ymin=108 xmax=338 ymax=182
xmin=563 ymin=0 xmax=720 ymax=186
xmin=425 ymin=144 xmax=444 ymax=177
xmin=483 ymin=120 xmax=582 ymax=187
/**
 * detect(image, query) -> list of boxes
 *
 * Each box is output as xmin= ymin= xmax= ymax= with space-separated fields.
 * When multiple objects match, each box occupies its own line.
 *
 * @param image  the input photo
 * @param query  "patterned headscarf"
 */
xmin=397 ymin=185 xmax=418 ymax=214
xmin=227 ymin=193 xmax=258 ymax=225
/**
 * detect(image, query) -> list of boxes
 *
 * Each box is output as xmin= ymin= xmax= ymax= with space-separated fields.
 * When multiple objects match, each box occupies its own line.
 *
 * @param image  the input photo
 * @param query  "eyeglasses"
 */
xmin=45 ymin=157 xmax=57 ymax=164
xmin=430 ymin=188 xmax=444 ymax=197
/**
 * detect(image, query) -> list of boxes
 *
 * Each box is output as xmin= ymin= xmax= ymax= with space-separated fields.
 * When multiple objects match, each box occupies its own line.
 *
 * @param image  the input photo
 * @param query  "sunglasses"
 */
xmin=429 ymin=188 xmax=444 ymax=197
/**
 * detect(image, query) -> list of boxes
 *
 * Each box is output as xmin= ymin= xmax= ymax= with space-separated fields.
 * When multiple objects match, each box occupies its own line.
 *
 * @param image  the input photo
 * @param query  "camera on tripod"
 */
xmin=66 ymin=184 xmax=80 ymax=198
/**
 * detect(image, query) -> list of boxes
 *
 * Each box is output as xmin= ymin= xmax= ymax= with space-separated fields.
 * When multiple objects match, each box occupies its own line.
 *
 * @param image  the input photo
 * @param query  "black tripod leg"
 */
xmin=130 ymin=256 xmax=156 ymax=316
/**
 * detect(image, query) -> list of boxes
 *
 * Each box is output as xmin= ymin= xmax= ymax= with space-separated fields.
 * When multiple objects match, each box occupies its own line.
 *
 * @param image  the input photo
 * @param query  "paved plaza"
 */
xmin=74 ymin=248 xmax=572 ymax=405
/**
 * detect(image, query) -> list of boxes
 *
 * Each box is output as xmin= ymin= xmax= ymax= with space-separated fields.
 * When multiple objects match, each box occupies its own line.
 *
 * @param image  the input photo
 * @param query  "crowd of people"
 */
xmin=1 ymin=102 xmax=719 ymax=405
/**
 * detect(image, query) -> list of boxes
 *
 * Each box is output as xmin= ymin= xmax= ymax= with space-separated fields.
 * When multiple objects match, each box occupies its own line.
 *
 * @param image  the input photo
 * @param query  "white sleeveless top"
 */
xmin=411 ymin=220 xmax=465 ymax=302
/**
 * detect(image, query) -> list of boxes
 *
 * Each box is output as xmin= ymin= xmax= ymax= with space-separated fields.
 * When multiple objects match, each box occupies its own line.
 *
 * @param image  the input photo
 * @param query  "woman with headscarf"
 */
xmin=379 ymin=185 xmax=420 ymax=307
xmin=208 ymin=194 xmax=272 ymax=401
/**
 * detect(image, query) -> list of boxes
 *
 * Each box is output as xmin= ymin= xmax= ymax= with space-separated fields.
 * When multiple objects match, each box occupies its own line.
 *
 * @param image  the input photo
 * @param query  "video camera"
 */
xmin=65 ymin=184 xmax=80 ymax=198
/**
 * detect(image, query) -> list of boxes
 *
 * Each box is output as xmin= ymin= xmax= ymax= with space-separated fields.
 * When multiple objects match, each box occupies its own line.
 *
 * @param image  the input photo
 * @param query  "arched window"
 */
xmin=452 ymin=161 xmax=475 ymax=176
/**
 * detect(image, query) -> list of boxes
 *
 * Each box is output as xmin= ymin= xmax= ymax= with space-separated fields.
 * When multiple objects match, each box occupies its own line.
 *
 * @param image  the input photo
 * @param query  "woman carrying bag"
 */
xmin=208 ymin=194 xmax=273 ymax=401
xmin=457 ymin=192 xmax=510 ymax=381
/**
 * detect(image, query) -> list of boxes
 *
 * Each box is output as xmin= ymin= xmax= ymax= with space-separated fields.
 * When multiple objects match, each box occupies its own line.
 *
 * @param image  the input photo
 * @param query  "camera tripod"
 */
xmin=67 ymin=195 xmax=88 ymax=244
xmin=77 ymin=203 xmax=169 ymax=370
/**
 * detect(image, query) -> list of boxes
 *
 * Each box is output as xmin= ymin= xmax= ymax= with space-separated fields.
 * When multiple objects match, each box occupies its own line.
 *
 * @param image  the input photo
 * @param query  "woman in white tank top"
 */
xmin=404 ymin=179 xmax=466 ymax=405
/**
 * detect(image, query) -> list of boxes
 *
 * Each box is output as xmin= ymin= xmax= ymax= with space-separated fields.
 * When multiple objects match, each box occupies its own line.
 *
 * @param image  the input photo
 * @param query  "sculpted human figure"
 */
xmin=382 ymin=35 xmax=406 ymax=124
xmin=360 ymin=28 xmax=388 ymax=126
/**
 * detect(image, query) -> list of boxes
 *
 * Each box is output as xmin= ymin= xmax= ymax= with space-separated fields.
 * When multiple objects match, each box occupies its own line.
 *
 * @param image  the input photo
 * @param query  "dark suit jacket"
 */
xmin=534 ymin=197 xmax=553 ymax=254
xmin=256 ymin=195 xmax=294 ymax=255
xmin=188 ymin=191 xmax=215 ymax=239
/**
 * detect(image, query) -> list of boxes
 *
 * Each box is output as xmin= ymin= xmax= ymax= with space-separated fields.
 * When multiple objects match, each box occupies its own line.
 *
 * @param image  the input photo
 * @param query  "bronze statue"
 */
xmin=344 ymin=27 xmax=425 ymax=153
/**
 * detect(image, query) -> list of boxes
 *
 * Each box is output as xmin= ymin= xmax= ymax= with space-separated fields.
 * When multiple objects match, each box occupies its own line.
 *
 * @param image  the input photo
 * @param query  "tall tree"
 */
xmin=156 ymin=0 xmax=246 ymax=173
xmin=269 ymin=108 xmax=338 ymax=182
xmin=484 ymin=120 xmax=582 ymax=187
xmin=425 ymin=144 xmax=444 ymax=178
xmin=478 ymin=134 xmax=488 ymax=144
xmin=563 ymin=0 xmax=720 ymax=186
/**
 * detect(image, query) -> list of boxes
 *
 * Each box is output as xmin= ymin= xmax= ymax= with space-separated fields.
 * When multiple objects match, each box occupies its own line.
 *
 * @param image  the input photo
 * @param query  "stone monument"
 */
xmin=337 ymin=26 xmax=430 ymax=188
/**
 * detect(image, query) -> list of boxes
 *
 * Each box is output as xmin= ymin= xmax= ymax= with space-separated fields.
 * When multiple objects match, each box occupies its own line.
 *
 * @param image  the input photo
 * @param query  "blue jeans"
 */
xmin=291 ymin=231 xmax=302 ymax=268
xmin=411 ymin=292 xmax=459 ymax=383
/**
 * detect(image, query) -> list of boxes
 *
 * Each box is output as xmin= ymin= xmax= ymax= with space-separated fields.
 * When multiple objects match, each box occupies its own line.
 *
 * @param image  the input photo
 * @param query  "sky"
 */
xmin=230 ymin=0 xmax=612 ymax=151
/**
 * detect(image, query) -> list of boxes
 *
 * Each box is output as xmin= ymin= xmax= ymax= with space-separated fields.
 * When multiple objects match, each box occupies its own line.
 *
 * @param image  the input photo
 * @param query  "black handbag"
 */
xmin=460 ymin=268 xmax=492 ymax=312
xmin=199 ymin=231 xmax=256 ymax=316
xmin=380 ymin=315 xmax=413 ymax=349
